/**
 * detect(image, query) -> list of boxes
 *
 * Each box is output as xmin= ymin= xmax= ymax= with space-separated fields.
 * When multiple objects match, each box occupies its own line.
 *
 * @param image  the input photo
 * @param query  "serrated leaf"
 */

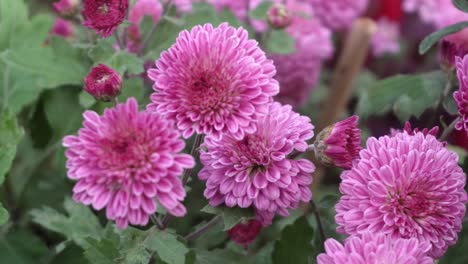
xmin=107 ymin=52 xmax=144 ymax=75
xmin=194 ymin=249 xmax=249 ymax=264
xmin=443 ymin=94 xmax=459 ymax=115
xmin=419 ymin=22 xmax=468 ymax=54
xmin=117 ymin=228 xmax=151 ymax=264
xmin=272 ymin=216 xmax=314 ymax=264
xmin=0 ymin=230 xmax=48 ymax=264
xmin=0 ymin=111 xmax=23 ymax=185
xmin=249 ymin=2 xmax=273 ymax=20
xmin=265 ymin=30 xmax=295 ymax=55
xmin=452 ymin=0 xmax=468 ymax=12
xmin=145 ymin=229 xmax=188 ymax=264
xmin=201 ymin=205 xmax=255 ymax=230
xmin=84 ymin=238 xmax=120 ymax=264
xmin=318 ymin=195 xmax=339 ymax=209
xmin=0 ymin=202 xmax=8 ymax=225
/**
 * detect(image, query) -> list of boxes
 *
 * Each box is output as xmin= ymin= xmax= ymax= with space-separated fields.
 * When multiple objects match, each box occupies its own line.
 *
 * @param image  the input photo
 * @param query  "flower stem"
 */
xmin=184 ymin=215 xmax=222 ymax=242
xmin=112 ymin=97 xmax=119 ymax=107
xmin=440 ymin=118 xmax=459 ymax=141
xmin=114 ymin=30 xmax=124 ymax=50
xmin=310 ymin=200 xmax=326 ymax=244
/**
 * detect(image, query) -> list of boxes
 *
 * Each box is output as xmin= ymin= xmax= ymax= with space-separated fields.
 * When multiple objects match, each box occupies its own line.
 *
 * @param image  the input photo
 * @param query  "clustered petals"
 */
xmin=84 ymin=64 xmax=122 ymax=102
xmin=63 ymin=98 xmax=195 ymax=228
xmin=199 ymin=102 xmax=314 ymax=225
xmin=307 ymin=0 xmax=369 ymax=30
xmin=455 ymin=55 xmax=468 ymax=133
xmin=148 ymin=23 xmax=279 ymax=140
xmin=51 ymin=18 xmax=75 ymax=38
xmin=335 ymin=131 xmax=467 ymax=258
xmin=82 ymin=0 xmax=129 ymax=38
xmin=53 ymin=0 xmax=80 ymax=16
xmin=317 ymin=232 xmax=434 ymax=264
xmin=227 ymin=219 xmax=263 ymax=247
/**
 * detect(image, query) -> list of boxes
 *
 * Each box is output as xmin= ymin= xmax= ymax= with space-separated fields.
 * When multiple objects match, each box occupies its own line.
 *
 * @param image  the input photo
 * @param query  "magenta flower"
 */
xmin=455 ymin=55 xmax=468 ymax=132
xmin=84 ymin=64 xmax=122 ymax=102
xmin=371 ymin=18 xmax=401 ymax=57
xmin=147 ymin=23 xmax=279 ymax=140
xmin=317 ymin=232 xmax=433 ymax=264
xmin=267 ymin=3 xmax=293 ymax=29
xmin=127 ymin=0 xmax=163 ymax=53
xmin=53 ymin=0 xmax=80 ymax=15
xmin=50 ymin=18 xmax=74 ymax=38
xmin=307 ymin=0 xmax=369 ymax=30
xmin=314 ymin=116 xmax=361 ymax=170
xmin=198 ymin=102 xmax=314 ymax=225
xmin=403 ymin=122 xmax=439 ymax=137
xmin=228 ymin=219 xmax=263 ymax=247
xmin=63 ymin=98 xmax=195 ymax=229
xmin=82 ymin=0 xmax=129 ymax=38
xmin=335 ymin=132 xmax=467 ymax=258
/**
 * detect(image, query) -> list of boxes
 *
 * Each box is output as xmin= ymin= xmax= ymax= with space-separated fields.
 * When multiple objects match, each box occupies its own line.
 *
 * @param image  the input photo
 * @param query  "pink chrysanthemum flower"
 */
xmin=317 ymin=232 xmax=434 ymax=264
xmin=307 ymin=0 xmax=369 ymax=30
xmin=228 ymin=219 xmax=263 ymax=247
xmin=84 ymin=64 xmax=122 ymax=102
xmin=63 ymin=98 xmax=195 ymax=229
xmin=127 ymin=0 xmax=163 ymax=53
xmin=455 ymin=55 xmax=468 ymax=133
xmin=51 ymin=18 xmax=75 ymax=38
xmin=82 ymin=0 xmax=129 ymax=38
xmin=267 ymin=3 xmax=293 ymax=29
xmin=314 ymin=116 xmax=361 ymax=170
xmin=199 ymin=102 xmax=315 ymax=225
xmin=371 ymin=18 xmax=401 ymax=56
xmin=53 ymin=0 xmax=80 ymax=16
xmin=335 ymin=132 xmax=467 ymax=258
xmin=147 ymin=23 xmax=279 ymax=140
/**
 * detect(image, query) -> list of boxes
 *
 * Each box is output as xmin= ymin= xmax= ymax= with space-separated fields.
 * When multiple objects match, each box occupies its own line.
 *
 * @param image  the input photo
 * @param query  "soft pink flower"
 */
xmin=207 ymin=0 xmax=267 ymax=32
xmin=84 ymin=64 xmax=122 ymax=102
xmin=147 ymin=23 xmax=279 ymax=140
xmin=53 ymin=0 xmax=80 ymax=15
xmin=335 ymin=132 xmax=467 ymax=258
xmin=82 ymin=0 xmax=129 ymax=38
xmin=162 ymin=0 xmax=193 ymax=13
xmin=267 ymin=3 xmax=293 ymax=29
xmin=198 ymin=102 xmax=315 ymax=225
xmin=63 ymin=98 xmax=195 ymax=229
xmin=228 ymin=219 xmax=263 ymax=246
xmin=317 ymin=232 xmax=433 ymax=264
xmin=307 ymin=0 xmax=369 ymax=30
xmin=51 ymin=18 xmax=75 ymax=38
xmin=127 ymin=0 xmax=163 ymax=53
xmin=314 ymin=116 xmax=361 ymax=170
xmin=403 ymin=0 xmax=466 ymax=29
xmin=371 ymin=18 xmax=401 ymax=56
xmin=455 ymin=55 xmax=468 ymax=132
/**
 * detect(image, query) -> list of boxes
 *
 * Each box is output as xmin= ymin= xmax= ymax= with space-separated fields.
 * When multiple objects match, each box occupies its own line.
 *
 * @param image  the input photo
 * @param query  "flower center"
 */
xmin=236 ymin=135 xmax=271 ymax=172
xmin=97 ymin=74 xmax=110 ymax=84
xmin=188 ymin=73 xmax=232 ymax=113
xmin=98 ymin=3 xmax=109 ymax=14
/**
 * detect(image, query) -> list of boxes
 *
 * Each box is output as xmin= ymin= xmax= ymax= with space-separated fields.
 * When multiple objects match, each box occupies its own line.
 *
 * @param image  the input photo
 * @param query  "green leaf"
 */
xmin=30 ymin=198 xmax=103 ymax=247
xmin=318 ymin=195 xmax=339 ymax=209
xmin=117 ymin=228 xmax=151 ymax=264
xmin=79 ymin=90 xmax=97 ymax=109
xmin=145 ymin=230 xmax=189 ymax=264
xmin=0 ymin=0 xmax=28 ymax=51
xmin=201 ymin=205 xmax=255 ymax=230
xmin=0 ymin=111 xmax=23 ymax=185
xmin=0 ymin=202 xmax=8 ymax=225
xmin=249 ymin=2 xmax=273 ymax=20
xmin=252 ymin=243 xmax=274 ymax=264
xmin=443 ymin=93 xmax=459 ymax=115
xmin=357 ymin=71 xmax=446 ymax=121
xmin=452 ymin=0 xmax=468 ymax=12
xmin=0 ymin=229 xmax=48 ymax=264
xmin=183 ymin=3 xmax=219 ymax=28
xmin=194 ymin=249 xmax=249 ymax=264
xmin=419 ymin=22 xmax=468 ymax=54
xmin=272 ymin=216 xmax=314 ymax=264
xmin=265 ymin=30 xmax=295 ymax=55
xmin=84 ymin=238 xmax=121 ymax=264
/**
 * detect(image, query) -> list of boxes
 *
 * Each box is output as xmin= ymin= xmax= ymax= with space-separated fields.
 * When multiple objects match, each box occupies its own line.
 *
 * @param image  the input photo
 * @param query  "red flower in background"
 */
xmin=373 ymin=0 xmax=403 ymax=22
xmin=228 ymin=220 xmax=263 ymax=247
xmin=82 ymin=0 xmax=128 ymax=38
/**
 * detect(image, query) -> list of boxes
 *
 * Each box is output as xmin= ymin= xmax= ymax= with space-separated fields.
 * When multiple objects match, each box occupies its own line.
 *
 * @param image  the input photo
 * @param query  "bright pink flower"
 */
xmin=63 ymin=98 xmax=195 ymax=229
xmin=371 ymin=18 xmax=401 ymax=56
xmin=317 ymin=232 xmax=433 ymax=264
xmin=335 ymin=132 xmax=467 ymax=258
xmin=403 ymin=122 xmax=439 ymax=137
xmin=82 ymin=0 xmax=129 ymax=38
xmin=455 ymin=55 xmax=468 ymax=133
xmin=127 ymin=0 xmax=163 ymax=53
xmin=84 ymin=64 xmax=122 ymax=102
xmin=147 ymin=23 xmax=279 ymax=140
xmin=314 ymin=116 xmax=361 ymax=170
xmin=228 ymin=219 xmax=263 ymax=246
xmin=199 ymin=102 xmax=315 ymax=225
xmin=51 ymin=18 xmax=75 ymax=38
xmin=53 ymin=0 xmax=80 ymax=15
xmin=307 ymin=0 xmax=369 ymax=30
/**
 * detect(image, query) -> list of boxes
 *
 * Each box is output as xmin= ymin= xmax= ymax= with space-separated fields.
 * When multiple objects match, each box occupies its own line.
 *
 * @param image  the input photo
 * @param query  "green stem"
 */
xmin=184 ymin=215 xmax=222 ymax=242
xmin=2 ymin=66 xmax=10 ymax=110
xmin=310 ymin=200 xmax=326 ymax=244
xmin=440 ymin=118 xmax=459 ymax=141
xmin=139 ymin=0 xmax=173 ymax=55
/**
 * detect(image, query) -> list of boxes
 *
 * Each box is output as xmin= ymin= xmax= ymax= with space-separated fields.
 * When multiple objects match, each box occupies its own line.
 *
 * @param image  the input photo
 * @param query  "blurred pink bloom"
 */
xmin=82 ymin=0 xmax=128 ymax=38
xmin=314 ymin=116 xmax=361 ymax=170
xmin=162 ymin=0 xmax=193 ymax=13
xmin=267 ymin=3 xmax=293 ymax=29
xmin=127 ymin=0 xmax=163 ymax=53
xmin=199 ymin=102 xmax=315 ymax=225
xmin=317 ymin=232 xmax=433 ymax=264
xmin=228 ymin=219 xmax=263 ymax=246
xmin=147 ymin=23 xmax=279 ymax=140
xmin=63 ymin=98 xmax=195 ymax=229
xmin=335 ymin=132 xmax=467 ymax=258
xmin=51 ymin=18 xmax=75 ymax=38
xmin=371 ymin=18 xmax=401 ymax=56
xmin=307 ymin=0 xmax=369 ymax=30
xmin=455 ymin=55 xmax=468 ymax=132
xmin=53 ymin=0 xmax=80 ymax=15
xmin=84 ymin=64 xmax=122 ymax=102
xmin=207 ymin=0 xmax=267 ymax=32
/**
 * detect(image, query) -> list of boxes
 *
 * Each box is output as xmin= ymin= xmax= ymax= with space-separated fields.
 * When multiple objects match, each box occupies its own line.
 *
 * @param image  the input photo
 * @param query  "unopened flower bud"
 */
xmin=267 ymin=4 xmax=293 ymax=29
xmin=314 ymin=116 xmax=361 ymax=169
xmin=50 ymin=18 xmax=75 ymax=39
xmin=53 ymin=0 xmax=80 ymax=16
xmin=84 ymin=64 xmax=122 ymax=102
xmin=228 ymin=219 xmax=263 ymax=247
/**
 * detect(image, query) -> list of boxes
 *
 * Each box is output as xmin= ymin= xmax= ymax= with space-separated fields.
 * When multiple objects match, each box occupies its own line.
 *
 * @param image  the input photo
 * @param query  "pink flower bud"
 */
xmin=403 ymin=122 xmax=439 ymax=137
xmin=50 ymin=18 xmax=74 ymax=39
xmin=267 ymin=3 xmax=293 ymax=29
xmin=227 ymin=219 xmax=263 ymax=247
xmin=314 ymin=116 xmax=361 ymax=169
xmin=53 ymin=0 xmax=80 ymax=16
xmin=82 ymin=0 xmax=129 ymax=38
xmin=84 ymin=64 xmax=122 ymax=102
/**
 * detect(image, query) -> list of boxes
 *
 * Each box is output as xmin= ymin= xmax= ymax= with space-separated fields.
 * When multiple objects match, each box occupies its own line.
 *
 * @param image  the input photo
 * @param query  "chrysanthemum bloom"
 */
xmin=84 ymin=64 xmax=122 ymax=102
xmin=147 ymin=23 xmax=279 ymax=140
xmin=82 ymin=0 xmax=129 ymax=38
xmin=455 ymin=55 xmax=468 ymax=132
xmin=63 ymin=98 xmax=195 ymax=229
xmin=50 ymin=18 xmax=75 ymax=38
xmin=314 ymin=116 xmax=361 ymax=170
xmin=127 ymin=0 xmax=163 ymax=53
xmin=267 ymin=3 xmax=293 ymax=29
xmin=228 ymin=219 xmax=263 ymax=247
xmin=307 ymin=0 xmax=369 ymax=30
xmin=53 ymin=0 xmax=80 ymax=16
xmin=199 ymin=102 xmax=315 ymax=225
xmin=371 ymin=18 xmax=400 ymax=56
xmin=317 ymin=232 xmax=433 ymax=264
xmin=335 ymin=132 xmax=467 ymax=258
